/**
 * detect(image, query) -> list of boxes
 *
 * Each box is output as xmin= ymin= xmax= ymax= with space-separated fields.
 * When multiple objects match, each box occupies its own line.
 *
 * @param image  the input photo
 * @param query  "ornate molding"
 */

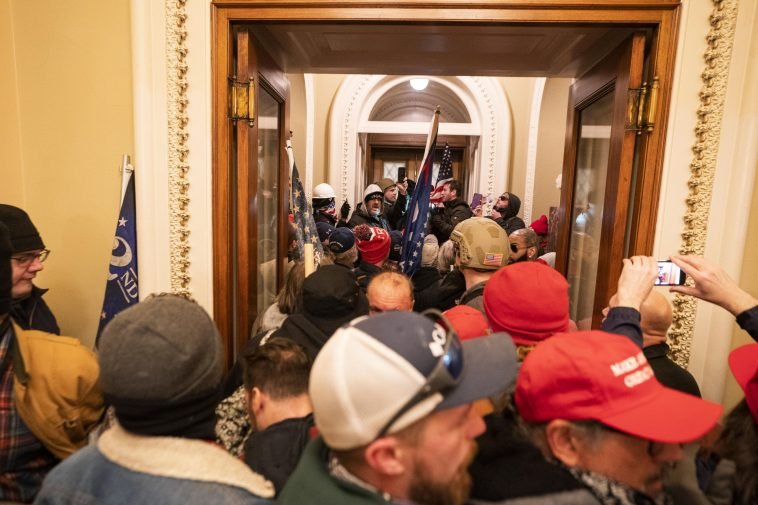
xmin=165 ymin=0 xmax=191 ymax=296
xmin=669 ymin=0 xmax=738 ymax=365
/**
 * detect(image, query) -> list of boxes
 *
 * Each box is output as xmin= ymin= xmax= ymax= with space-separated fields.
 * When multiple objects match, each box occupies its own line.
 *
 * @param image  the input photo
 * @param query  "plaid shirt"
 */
xmin=0 ymin=323 xmax=57 ymax=502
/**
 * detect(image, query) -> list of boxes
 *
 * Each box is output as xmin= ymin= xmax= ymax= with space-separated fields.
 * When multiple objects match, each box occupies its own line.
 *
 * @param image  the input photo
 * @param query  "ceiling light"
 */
xmin=410 ymin=78 xmax=429 ymax=91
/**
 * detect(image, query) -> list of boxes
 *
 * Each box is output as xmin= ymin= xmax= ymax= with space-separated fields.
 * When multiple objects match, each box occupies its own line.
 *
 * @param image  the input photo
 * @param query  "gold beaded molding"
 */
xmin=166 ymin=0 xmax=191 ymax=296
xmin=669 ymin=0 xmax=738 ymax=366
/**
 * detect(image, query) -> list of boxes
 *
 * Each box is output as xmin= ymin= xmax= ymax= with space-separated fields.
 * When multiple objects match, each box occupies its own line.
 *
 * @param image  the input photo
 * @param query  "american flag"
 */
xmin=287 ymin=142 xmax=323 ymax=264
xmin=400 ymin=108 xmax=440 ymax=276
xmin=429 ymin=143 xmax=453 ymax=205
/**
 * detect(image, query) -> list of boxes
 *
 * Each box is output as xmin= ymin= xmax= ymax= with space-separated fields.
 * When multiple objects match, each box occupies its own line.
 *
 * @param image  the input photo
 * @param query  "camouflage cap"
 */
xmin=450 ymin=217 xmax=509 ymax=271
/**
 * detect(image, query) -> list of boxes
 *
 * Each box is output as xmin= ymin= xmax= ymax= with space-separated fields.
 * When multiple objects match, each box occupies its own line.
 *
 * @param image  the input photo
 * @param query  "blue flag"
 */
xmin=400 ymin=109 xmax=440 ymax=276
xmin=97 ymin=171 xmax=139 ymax=343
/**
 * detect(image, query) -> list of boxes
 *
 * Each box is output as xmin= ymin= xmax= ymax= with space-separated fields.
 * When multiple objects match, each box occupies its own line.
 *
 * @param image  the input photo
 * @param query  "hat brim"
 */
xmin=729 ymin=343 xmax=758 ymax=421
xmin=600 ymin=386 xmax=722 ymax=444
xmin=436 ymin=332 xmax=518 ymax=411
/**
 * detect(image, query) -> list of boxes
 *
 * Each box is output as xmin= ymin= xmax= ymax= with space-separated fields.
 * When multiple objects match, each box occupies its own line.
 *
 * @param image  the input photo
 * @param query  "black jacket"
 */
xmin=414 ymin=268 xmax=466 ymax=312
xmin=11 ymin=286 xmax=60 ymax=335
xmin=411 ymin=267 xmax=441 ymax=312
xmin=346 ymin=207 xmax=391 ymax=231
xmin=382 ymin=192 xmax=408 ymax=231
xmin=737 ymin=304 xmax=758 ymax=342
xmin=430 ymin=197 xmax=472 ymax=244
xmin=644 ymin=343 xmax=701 ymax=397
xmin=243 ymin=414 xmax=314 ymax=495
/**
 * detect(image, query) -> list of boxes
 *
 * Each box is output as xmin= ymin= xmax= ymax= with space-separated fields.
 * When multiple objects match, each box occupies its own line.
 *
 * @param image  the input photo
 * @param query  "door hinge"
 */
xmin=229 ymin=77 xmax=255 ymax=126
xmin=625 ymin=76 xmax=659 ymax=134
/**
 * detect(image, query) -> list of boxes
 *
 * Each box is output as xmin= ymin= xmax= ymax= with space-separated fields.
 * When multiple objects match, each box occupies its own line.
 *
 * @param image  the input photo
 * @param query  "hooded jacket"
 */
xmin=492 ymin=193 xmax=526 ymax=236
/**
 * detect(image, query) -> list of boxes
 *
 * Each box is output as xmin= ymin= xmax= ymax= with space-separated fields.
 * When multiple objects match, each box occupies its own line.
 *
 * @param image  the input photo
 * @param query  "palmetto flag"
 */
xmin=96 ymin=165 xmax=139 ymax=344
xmin=287 ymin=142 xmax=324 ymax=263
xmin=400 ymin=108 xmax=440 ymax=276
xmin=429 ymin=143 xmax=453 ymax=205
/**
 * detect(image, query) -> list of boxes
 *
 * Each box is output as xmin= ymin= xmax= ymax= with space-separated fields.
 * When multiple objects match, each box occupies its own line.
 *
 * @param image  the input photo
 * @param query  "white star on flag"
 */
xmin=118 ymin=217 xmax=127 ymax=227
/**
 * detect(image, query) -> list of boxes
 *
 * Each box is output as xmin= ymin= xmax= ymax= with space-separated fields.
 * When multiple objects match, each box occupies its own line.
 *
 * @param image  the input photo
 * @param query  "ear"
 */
xmin=528 ymin=246 xmax=539 ymax=260
xmin=363 ymin=437 xmax=407 ymax=477
xmin=249 ymin=387 xmax=264 ymax=416
xmin=545 ymin=420 xmax=582 ymax=467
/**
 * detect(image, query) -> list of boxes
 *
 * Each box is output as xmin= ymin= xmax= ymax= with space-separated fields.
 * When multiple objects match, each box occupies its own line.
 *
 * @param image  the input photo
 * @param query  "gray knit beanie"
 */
xmin=99 ymin=294 xmax=224 ymax=438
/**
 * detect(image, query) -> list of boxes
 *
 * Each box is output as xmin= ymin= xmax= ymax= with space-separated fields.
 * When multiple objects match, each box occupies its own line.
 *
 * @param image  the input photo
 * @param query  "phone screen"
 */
xmin=397 ymin=166 xmax=406 ymax=183
xmin=656 ymin=261 xmax=686 ymax=286
xmin=471 ymin=192 xmax=482 ymax=209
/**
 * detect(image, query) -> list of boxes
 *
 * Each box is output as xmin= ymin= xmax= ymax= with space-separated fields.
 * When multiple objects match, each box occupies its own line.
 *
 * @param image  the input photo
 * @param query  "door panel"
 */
xmin=215 ymin=27 xmax=289 ymax=366
xmin=556 ymin=33 xmax=646 ymax=329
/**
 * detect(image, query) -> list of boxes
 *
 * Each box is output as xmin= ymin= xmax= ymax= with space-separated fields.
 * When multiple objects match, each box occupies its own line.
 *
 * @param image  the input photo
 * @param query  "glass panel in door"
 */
xmin=256 ymin=85 xmax=280 ymax=316
xmin=566 ymin=91 xmax=613 ymax=328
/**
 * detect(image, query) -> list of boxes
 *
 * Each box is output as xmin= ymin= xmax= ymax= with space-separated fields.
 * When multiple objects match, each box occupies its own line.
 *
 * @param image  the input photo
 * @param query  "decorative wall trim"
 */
xmin=165 ymin=0 xmax=191 ymax=296
xmin=523 ymin=77 xmax=546 ymax=225
xmin=669 ymin=0 xmax=739 ymax=365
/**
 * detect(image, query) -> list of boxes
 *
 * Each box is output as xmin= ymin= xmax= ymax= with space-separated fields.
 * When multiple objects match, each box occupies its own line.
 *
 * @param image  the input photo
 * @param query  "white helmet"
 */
xmin=313 ymin=183 xmax=336 ymax=199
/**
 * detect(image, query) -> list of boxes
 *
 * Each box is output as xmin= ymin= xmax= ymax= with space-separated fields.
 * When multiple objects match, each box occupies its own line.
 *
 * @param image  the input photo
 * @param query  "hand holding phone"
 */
xmin=471 ymin=192 xmax=482 ymax=209
xmin=655 ymin=260 xmax=686 ymax=286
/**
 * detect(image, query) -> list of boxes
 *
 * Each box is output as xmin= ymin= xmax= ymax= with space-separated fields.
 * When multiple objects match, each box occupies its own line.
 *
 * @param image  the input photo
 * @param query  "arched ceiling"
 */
xmin=368 ymin=80 xmax=470 ymax=123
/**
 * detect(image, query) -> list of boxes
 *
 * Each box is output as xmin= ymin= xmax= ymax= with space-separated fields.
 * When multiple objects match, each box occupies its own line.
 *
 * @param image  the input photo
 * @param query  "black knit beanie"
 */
xmin=0 ymin=223 xmax=11 ymax=316
xmin=0 ymin=204 xmax=45 ymax=252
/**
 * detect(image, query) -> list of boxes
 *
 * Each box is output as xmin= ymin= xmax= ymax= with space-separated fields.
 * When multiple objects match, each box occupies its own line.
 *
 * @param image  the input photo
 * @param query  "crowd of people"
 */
xmin=0 ymin=177 xmax=756 ymax=505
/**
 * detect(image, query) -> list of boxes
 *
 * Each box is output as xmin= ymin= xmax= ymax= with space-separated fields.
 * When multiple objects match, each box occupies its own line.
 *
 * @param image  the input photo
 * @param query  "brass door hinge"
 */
xmin=229 ymin=77 xmax=255 ymax=126
xmin=625 ymin=76 xmax=659 ymax=134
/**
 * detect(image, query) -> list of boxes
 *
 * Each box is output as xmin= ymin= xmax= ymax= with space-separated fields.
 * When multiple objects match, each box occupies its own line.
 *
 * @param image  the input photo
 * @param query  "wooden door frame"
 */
xmin=211 ymin=0 xmax=680 ymax=359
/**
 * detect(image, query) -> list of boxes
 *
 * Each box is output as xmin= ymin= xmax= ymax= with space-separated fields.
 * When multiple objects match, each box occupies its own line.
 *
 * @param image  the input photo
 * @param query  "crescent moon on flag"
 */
xmin=110 ymin=236 xmax=133 ymax=268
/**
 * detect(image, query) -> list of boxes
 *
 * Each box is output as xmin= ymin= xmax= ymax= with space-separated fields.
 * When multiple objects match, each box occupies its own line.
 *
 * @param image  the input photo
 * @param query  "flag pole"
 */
xmin=120 ymin=154 xmax=133 ymax=203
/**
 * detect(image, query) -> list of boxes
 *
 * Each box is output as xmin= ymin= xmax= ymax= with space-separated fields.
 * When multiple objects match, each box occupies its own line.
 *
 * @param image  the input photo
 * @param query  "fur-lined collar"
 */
xmin=98 ymin=424 xmax=274 ymax=498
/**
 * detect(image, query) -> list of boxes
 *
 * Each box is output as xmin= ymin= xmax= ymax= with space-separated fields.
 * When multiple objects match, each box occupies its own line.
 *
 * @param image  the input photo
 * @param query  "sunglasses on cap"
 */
xmin=375 ymin=309 xmax=465 ymax=438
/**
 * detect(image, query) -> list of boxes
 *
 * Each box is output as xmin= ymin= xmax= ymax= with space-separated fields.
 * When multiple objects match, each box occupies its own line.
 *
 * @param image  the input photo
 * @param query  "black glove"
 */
xmin=340 ymin=200 xmax=351 ymax=219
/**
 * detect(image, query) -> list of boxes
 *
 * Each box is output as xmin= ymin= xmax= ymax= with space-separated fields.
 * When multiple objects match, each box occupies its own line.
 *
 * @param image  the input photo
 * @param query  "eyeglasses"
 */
xmin=510 ymin=243 xmax=526 ymax=254
xmin=375 ymin=309 xmax=465 ymax=438
xmin=11 ymin=249 xmax=50 ymax=266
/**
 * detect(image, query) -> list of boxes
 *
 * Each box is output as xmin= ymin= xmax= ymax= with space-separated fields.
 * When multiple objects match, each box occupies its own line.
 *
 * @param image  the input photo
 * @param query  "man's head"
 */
xmin=483 ymin=261 xmax=569 ymax=347
xmin=420 ymin=234 xmax=440 ymax=268
xmin=449 ymin=217 xmax=509 ymax=272
xmin=516 ymin=331 xmax=722 ymax=497
xmin=363 ymin=184 xmax=384 ymax=217
xmin=377 ymin=178 xmax=398 ymax=204
xmin=327 ymin=227 xmax=358 ymax=268
xmin=508 ymin=228 xmax=539 ymax=263
xmin=493 ymin=192 xmax=521 ymax=220
xmin=0 ymin=223 xmax=12 ymax=318
xmin=312 ymin=182 xmax=337 ymax=216
xmin=639 ymin=291 xmax=672 ymax=347
xmin=0 ymin=205 xmax=48 ymax=299
xmin=242 ymin=338 xmax=312 ymax=431
xmin=310 ymin=311 xmax=518 ymax=504
xmin=441 ymin=180 xmax=462 ymax=203
xmin=367 ymin=271 xmax=414 ymax=314
xmin=98 ymin=294 xmax=224 ymax=439
xmin=354 ymin=225 xmax=391 ymax=267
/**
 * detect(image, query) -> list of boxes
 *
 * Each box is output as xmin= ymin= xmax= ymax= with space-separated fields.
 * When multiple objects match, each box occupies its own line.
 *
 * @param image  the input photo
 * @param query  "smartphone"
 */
xmin=397 ymin=166 xmax=406 ymax=183
xmin=471 ymin=192 xmax=483 ymax=209
xmin=655 ymin=260 xmax=686 ymax=286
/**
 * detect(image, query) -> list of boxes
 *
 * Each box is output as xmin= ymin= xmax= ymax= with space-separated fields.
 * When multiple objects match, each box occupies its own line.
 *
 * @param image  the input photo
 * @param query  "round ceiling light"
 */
xmin=409 ymin=78 xmax=429 ymax=91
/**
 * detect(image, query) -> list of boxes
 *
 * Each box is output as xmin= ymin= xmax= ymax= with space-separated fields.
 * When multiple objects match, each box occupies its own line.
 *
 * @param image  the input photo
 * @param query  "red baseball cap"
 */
xmin=729 ymin=343 xmax=758 ymax=423
xmin=515 ymin=331 xmax=722 ymax=443
xmin=443 ymin=305 xmax=490 ymax=341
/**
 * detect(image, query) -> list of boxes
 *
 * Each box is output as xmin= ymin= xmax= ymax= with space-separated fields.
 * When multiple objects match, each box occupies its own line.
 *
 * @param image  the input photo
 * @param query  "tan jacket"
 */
xmin=12 ymin=323 xmax=104 ymax=459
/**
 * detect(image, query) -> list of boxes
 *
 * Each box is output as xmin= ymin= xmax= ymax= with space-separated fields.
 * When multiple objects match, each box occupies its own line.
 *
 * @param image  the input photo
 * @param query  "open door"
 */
xmin=555 ymin=33 xmax=647 ymax=330
xmin=213 ymin=27 xmax=290 ymax=366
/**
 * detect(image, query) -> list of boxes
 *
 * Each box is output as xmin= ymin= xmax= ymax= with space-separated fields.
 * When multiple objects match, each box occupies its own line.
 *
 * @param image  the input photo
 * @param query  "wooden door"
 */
xmin=213 ymin=26 xmax=290 ymax=366
xmin=555 ymin=33 xmax=647 ymax=330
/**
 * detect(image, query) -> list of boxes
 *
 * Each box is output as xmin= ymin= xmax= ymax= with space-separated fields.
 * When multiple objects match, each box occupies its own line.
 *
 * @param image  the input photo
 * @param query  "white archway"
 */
xmin=328 ymin=75 xmax=511 ymax=207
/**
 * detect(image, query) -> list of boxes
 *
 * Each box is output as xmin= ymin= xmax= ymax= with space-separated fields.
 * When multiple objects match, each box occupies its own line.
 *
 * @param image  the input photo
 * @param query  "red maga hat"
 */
xmin=515 ymin=331 xmax=722 ymax=444
xmin=729 ymin=343 xmax=758 ymax=423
